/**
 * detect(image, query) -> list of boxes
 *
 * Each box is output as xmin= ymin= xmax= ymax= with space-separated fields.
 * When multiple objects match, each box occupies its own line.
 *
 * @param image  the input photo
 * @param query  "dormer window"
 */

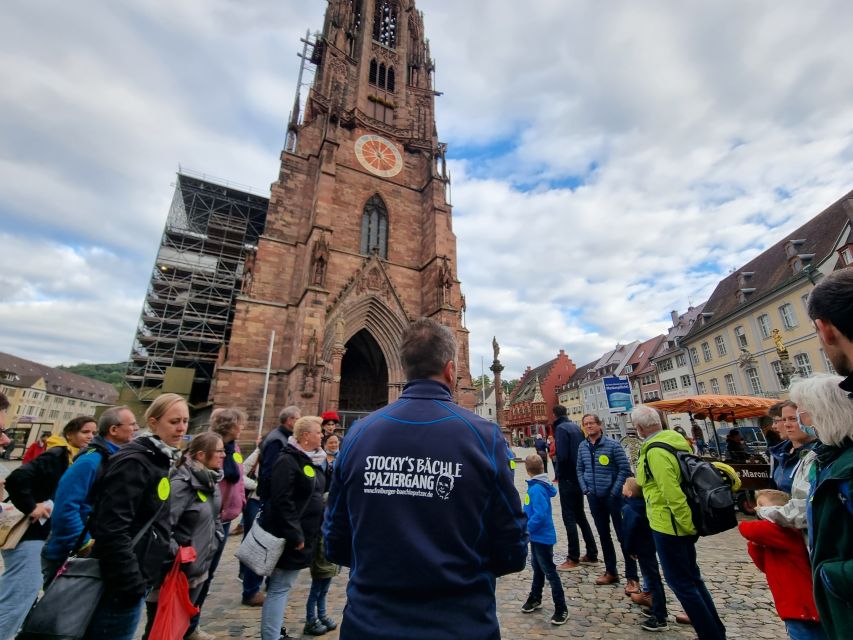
xmin=737 ymin=271 xmax=754 ymax=288
xmin=785 ymin=239 xmax=806 ymax=258
xmin=840 ymin=245 xmax=853 ymax=266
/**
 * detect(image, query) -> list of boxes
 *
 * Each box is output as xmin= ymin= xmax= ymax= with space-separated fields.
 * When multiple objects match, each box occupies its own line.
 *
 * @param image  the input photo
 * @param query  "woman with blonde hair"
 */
xmin=260 ymin=416 xmax=327 ymax=640
xmin=788 ymin=373 xmax=853 ymax=640
xmin=85 ymin=393 xmax=189 ymax=640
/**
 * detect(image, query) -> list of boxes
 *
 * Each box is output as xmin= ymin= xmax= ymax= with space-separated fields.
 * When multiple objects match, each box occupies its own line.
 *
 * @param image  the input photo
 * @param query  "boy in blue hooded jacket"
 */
xmin=522 ymin=454 xmax=569 ymax=625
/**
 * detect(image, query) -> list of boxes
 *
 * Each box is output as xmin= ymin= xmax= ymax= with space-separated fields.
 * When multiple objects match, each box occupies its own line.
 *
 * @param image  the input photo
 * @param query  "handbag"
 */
xmin=17 ymin=502 xmax=165 ymax=640
xmin=148 ymin=546 xmax=199 ymax=640
xmin=234 ymin=512 xmax=285 ymax=577
xmin=0 ymin=502 xmax=30 ymax=549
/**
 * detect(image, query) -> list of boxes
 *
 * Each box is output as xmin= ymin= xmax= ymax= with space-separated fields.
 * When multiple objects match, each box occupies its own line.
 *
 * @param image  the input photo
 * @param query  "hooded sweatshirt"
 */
xmin=524 ymin=472 xmax=558 ymax=544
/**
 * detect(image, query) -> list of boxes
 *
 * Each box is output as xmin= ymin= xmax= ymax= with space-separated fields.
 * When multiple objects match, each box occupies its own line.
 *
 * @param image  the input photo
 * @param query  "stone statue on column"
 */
xmin=490 ymin=336 xmax=508 ymax=439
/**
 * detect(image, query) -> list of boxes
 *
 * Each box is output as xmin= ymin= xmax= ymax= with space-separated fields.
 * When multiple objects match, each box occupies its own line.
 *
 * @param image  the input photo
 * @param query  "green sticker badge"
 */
xmin=233 ymin=452 xmax=244 ymax=464
xmin=598 ymin=454 xmax=610 ymax=466
xmin=197 ymin=491 xmax=208 ymax=503
xmin=509 ymin=460 xmax=516 ymax=470
xmin=303 ymin=465 xmax=316 ymax=478
xmin=524 ymin=493 xmax=530 ymax=506
xmin=157 ymin=477 xmax=170 ymax=501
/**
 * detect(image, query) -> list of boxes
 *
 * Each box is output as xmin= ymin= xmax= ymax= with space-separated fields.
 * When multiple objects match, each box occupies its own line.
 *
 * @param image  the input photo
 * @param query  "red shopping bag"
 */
xmin=149 ymin=546 xmax=200 ymax=640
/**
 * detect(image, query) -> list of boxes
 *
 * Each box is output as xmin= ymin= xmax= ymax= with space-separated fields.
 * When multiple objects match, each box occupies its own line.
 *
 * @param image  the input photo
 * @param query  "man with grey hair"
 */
xmin=325 ymin=318 xmax=527 ymax=640
xmin=632 ymin=404 xmax=726 ymax=640
xmin=41 ymin=405 xmax=138 ymax=580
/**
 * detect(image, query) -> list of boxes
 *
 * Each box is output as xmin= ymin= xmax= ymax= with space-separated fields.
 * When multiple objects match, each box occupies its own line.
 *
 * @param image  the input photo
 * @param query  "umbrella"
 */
xmin=647 ymin=395 xmax=777 ymax=457
xmin=647 ymin=395 xmax=777 ymax=420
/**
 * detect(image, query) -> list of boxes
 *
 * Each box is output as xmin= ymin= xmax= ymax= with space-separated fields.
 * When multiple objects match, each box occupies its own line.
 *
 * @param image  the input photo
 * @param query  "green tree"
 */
xmin=57 ymin=362 xmax=128 ymax=392
xmin=502 ymin=378 xmax=519 ymax=397
xmin=472 ymin=374 xmax=491 ymax=390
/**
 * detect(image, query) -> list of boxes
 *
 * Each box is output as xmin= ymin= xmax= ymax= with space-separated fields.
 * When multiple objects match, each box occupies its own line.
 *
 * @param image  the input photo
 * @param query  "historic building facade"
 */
xmin=212 ymin=0 xmax=474 ymax=431
xmin=506 ymin=350 xmax=577 ymax=440
xmin=682 ymin=191 xmax=852 ymax=402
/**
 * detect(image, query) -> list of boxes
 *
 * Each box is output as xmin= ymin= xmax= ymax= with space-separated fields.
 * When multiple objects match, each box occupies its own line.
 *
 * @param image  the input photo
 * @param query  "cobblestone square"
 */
xmin=189 ymin=447 xmax=784 ymax=639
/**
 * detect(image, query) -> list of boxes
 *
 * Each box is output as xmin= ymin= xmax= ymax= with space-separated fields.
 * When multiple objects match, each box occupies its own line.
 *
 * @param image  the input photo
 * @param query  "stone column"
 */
xmin=490 ymin=351 xmax=509 ymax=442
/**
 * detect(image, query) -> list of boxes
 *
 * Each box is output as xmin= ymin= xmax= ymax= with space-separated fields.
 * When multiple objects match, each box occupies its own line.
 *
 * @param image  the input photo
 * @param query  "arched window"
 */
xmin=360 ymin=195 xmax=388 ymax=258
xmin=369 ymin=59 xmax=378 ymax=85
xmin=378 ymin=63 xmax=386 ymax=88
xmin=387 ymin=67 xmax=395 ymax=91
xmin=372 ymin=0 xmax=398 ymax=48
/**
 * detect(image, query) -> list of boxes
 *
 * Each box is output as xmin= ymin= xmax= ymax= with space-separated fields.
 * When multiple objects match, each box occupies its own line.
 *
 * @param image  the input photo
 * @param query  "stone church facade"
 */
xmin=212 ymin=0 xmax=475 ymax=430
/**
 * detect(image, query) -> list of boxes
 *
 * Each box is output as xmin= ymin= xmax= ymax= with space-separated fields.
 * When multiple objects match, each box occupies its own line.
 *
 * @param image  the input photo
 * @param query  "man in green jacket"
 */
xmin=633 ymin=405 xmax=726 ymax=640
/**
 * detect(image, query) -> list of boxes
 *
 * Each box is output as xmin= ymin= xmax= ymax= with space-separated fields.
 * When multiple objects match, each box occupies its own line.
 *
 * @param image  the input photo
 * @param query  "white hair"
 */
xmin=789 ymin=373 xmax=852 ymax=447
xmin=631 ymin=405 xmax=663 ymax=432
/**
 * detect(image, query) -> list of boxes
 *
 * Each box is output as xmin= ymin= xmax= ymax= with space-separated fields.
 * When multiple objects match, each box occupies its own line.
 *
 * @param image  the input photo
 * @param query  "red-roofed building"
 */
xmin=506 ymin=350 xmax=576 ymax=441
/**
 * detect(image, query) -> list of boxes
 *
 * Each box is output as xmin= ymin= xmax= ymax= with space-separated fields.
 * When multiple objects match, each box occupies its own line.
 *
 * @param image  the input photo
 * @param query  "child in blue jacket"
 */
xmin=521 ymin=454 xmax=568 ymax=625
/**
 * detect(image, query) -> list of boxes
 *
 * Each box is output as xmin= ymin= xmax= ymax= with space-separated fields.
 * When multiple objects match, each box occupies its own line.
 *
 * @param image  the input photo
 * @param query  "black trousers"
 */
xmin=558 ymin=479 xmax=598 ymax=562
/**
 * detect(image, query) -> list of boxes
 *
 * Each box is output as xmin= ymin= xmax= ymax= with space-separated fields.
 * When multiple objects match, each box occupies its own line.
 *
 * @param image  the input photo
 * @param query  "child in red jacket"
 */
xmin=738 ymin=490 xmax=826 ymax=640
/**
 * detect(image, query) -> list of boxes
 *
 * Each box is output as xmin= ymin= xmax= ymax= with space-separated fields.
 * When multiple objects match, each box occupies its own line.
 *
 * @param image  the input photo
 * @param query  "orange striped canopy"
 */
xmin=646 ymin=395 xmax=777 ymax=421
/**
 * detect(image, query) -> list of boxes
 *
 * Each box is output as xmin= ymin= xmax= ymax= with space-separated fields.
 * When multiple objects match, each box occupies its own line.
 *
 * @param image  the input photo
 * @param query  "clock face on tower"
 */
xmin=354 ymin=134 xmax=403 ymax=178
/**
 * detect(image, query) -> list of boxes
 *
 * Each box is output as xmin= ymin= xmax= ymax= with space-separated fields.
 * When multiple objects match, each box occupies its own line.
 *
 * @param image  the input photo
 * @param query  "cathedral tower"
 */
xmin=212 ymin=0 xmax=474 ymax=430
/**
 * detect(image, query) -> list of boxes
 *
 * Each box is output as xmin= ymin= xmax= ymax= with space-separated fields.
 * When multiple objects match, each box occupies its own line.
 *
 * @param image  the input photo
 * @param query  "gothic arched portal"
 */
xmin=338 ymin=329 xmax=389 ymax=414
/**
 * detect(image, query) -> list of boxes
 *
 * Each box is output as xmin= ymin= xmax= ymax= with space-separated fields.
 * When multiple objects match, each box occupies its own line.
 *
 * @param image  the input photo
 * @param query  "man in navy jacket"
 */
xmin=577 ymin=413 xmax=639 ymax=592
xmin=553 ymin=405 xmax=598 ymax=569
xmin=324 ymin=318 xmax=528 ymax=640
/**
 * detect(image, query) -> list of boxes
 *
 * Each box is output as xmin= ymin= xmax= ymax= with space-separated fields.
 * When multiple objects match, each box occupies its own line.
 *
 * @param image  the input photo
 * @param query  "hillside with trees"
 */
xmin=57 ymin=362 xmax=127 ymax=391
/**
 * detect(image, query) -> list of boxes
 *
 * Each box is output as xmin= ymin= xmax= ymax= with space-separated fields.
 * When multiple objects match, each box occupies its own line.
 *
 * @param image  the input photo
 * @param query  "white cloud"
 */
xmin=2 ymin=0 xmax=852 ymax=384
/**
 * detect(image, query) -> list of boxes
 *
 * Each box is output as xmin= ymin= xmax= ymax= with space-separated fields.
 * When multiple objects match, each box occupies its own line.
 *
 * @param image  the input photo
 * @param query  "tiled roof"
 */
xmin=654 ymin=303 xmax=707 ymax=358
xmin=0 ymin=351 xmax=119 ymax=404
xmin=510 ymin=357 xmax=556 ymax=404
xmin=627 ymin=335 xmax=667 ymax=376
xmin=566 ymin=360 xmax=597 ymax=387
xmin=686 ymin=190 xmax=852 ymax=339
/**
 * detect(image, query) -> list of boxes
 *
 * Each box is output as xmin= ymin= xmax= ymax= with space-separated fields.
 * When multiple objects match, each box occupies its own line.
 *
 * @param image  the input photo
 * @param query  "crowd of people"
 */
xmin=0 ymin=270 xmax=850 ymax=640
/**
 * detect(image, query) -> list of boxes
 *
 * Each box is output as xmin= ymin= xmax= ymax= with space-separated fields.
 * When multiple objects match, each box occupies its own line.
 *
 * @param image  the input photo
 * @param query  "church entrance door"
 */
xmin=338 ymin=329 xmax=389 ymax=417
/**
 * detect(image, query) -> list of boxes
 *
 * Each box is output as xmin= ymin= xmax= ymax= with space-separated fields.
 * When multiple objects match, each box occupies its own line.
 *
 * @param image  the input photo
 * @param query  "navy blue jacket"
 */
xmin=324 ymin=379 xmax=528 ymax=640
xmin=577 ymin=435 xmax=630 ymax=498
xmin=554 ymin=416 xmax=584 ymax=486
xmin=621 ymin=496 xmax=656 ymax=559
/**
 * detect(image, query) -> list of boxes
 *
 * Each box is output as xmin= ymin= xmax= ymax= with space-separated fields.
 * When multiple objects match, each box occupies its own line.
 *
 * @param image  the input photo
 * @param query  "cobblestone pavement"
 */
xmin=188 ymin=448 xmax=785 ymax=639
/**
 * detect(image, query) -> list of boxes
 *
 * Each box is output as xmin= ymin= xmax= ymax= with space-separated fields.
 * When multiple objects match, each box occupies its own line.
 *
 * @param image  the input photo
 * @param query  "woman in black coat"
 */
xmin=84 ymin=393 xmax=189 ymax=640
xmin=259 ymin=416 xmax=326 ymax=640
xmin=0 ymin=416 xmax=96 ymax=639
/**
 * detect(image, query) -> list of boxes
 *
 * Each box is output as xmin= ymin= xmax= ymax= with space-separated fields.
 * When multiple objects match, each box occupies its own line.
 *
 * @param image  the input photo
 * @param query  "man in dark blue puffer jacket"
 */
xmin=577 ymin=413 xmax=639 ymax=592
xmin=324 ymin=318 xmax=528 ymax=640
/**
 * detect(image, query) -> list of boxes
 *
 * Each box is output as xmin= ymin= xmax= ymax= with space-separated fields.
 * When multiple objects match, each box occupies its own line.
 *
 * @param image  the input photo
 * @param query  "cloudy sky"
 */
xmin=2 ymin=0 xmax=852 ymax=381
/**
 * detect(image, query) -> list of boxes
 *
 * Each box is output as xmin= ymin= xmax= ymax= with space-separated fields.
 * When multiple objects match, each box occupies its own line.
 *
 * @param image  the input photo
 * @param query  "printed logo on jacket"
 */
xmin=362 ymin=455 xmax=462 ymax=500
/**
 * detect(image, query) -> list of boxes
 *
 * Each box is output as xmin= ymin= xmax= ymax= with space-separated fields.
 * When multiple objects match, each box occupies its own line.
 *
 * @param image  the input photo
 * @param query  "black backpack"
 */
xmin=643 ymin=441 xmax=737 ymax=536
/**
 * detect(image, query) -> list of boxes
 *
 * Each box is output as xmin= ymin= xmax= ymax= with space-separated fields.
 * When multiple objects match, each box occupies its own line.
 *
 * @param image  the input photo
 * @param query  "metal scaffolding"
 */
xmin=124 ymin=172 xmax=268 ymax=403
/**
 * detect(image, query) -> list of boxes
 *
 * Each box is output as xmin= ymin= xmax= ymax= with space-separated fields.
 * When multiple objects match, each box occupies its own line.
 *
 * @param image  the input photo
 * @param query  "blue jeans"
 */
xmin=784 ymin=620 xmax=827 ymax=640
xmin=587 ymin=494 xmax=638 ymax=580
xmin=261 ymin=568 xmax=301 ymax=640
xmin=558 ymin=481 xmax=598 ymax=562
xmin=652 ymin=531 xmax=725 ymax=640
xmin=84 ymin=594 xmax=145 ymax=640
xmin=637 ymin=551 xmax=667 ymax=622
xmin=529 ymin=542 xmax=566 ymax=609
xmin=241 ymin=499 xmax=264 ymax=599
xmin=0 ymin=540 xmax=45 ymax=639
xmin=306 ymin=577 xmax=332 ymax=622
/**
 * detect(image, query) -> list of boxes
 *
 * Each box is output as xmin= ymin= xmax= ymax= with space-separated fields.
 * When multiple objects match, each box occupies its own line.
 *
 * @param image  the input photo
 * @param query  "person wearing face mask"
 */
xmin=756 ymin=398 xmax=820 ymax=532
xmin=0 ymin=415 xmax=97 ymax=639
xmin=85 ymin=393 xmax=189 ymax=640
xmin=142 ymin=432 xmax=225 ymax=640
xmin=768 ymin=401 xmax=818 ymax=495
xmin=787 ymin=373 xmax=853 ymax=640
